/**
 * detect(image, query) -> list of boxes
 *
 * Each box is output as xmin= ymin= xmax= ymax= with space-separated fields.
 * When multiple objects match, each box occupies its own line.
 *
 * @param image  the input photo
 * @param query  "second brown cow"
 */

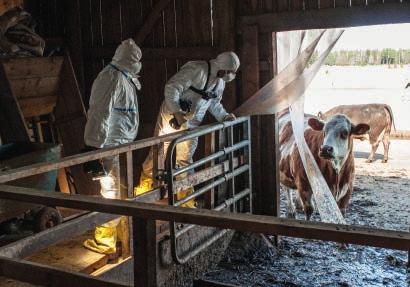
xmin=318 ymin=104 xmax=395 ymax=163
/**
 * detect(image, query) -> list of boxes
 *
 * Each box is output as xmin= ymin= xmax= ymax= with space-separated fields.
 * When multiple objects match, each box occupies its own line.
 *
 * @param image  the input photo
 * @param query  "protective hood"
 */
xmin=213 ymin=52 xmax=240 ymax=72
xmin=111 ymin=38 xmax=142 ymax=89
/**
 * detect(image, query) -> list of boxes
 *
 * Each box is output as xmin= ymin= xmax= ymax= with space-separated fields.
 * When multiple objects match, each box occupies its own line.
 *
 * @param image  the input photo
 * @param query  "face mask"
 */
xmin=130 ymin=62 xmax=142 ymax=75
xmin=223 ymin=72 xmax=236 ymax=82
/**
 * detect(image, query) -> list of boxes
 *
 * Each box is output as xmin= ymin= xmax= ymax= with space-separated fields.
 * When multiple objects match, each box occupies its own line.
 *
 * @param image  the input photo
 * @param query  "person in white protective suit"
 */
xmin=134 ymin=52 xmax=240 ymax=207
xmin=83 ymin=39 xmax=142 ymax=255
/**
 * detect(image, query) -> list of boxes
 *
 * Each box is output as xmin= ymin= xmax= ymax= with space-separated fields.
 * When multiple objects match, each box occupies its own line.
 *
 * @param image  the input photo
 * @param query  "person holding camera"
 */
xmin=134 ymin=52 xmax=239 ymax=206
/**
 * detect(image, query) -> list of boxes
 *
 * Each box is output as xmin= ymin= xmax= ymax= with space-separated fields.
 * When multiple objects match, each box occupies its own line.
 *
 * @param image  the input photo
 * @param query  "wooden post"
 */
xmin=126 ymin=151 xmax=134 ymax=198
xmin=253 ymin=31 xmax=280 ymax=218
xmin=241 ymin=25 xmax=260 ymax=213
xmin=117 ymin=151 xmax=134 ymax=259
xmin=133 ymin=217 xmax=157 ymax=287
xmin=152 ymin=145 xmax=159 ymax=189
xmin=258 ymin=32 xmax=281 ymax=245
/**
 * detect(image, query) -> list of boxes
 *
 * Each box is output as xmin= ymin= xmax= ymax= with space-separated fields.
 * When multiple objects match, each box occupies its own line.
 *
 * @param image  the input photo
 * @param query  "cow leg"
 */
xmin=382 ymin=132 xmax=390 ymax=163
xmin=284 ymin=186 xmax=296 ymax=218
xmin=294 ymin=191 xmax=303 ymax=211
xmin=337 ymin=185 xmax=353 ymax=217
xmin=366 ymin=136 xmax=379 ymax=163
xmin=299 ymin=190 xmax=314 ymax=220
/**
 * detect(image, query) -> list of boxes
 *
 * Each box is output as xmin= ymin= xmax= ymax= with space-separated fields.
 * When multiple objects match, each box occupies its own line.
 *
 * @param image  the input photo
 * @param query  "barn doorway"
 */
xmin=278 ymin=24 xmax=410 ymax=286
xmin=205 ymin=23 xmax=410 ymax=287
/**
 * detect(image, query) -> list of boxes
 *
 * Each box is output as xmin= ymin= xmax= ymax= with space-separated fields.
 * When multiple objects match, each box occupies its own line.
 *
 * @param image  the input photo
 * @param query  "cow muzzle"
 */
xmin=319 ymin=145 xmax=335 ymax=159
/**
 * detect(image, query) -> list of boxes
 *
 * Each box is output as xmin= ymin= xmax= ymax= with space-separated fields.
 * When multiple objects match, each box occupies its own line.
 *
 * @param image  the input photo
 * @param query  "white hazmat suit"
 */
xmin=83 ymin=39 xmax=142 ymax=254
xmin=135 ymin=52 xmax=240 ymax=205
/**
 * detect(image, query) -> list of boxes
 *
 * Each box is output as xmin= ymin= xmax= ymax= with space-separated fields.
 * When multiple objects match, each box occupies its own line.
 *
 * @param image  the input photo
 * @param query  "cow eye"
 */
xmin=340 ymin=130 xmax=348 ymax=139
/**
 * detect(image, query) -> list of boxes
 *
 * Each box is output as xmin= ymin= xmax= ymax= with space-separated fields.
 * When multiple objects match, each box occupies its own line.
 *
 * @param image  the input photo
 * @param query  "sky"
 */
xmin=332 ymin=23 xmax=410 ymax=51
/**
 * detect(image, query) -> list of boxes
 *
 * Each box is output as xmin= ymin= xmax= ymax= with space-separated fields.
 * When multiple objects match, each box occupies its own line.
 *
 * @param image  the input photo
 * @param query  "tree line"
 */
xmin=309 ymin=49 xmax=410 ymax=66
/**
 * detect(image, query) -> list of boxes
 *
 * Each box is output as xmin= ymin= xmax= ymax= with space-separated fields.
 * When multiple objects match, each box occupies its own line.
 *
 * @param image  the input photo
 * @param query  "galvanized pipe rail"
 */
xmin=0 ymin=119 xmax=249 ymax=184
xmin=165 ymin=117 xmax=252 ymax=264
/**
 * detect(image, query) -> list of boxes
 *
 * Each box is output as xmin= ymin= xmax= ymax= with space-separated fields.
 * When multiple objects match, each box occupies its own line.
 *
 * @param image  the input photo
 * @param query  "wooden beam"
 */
xmin=1 ymin=57 xmax=64 ymax=79
xmin=126 ymin=151 xmax=133 ymax=198
xmin=0 ymin=128 xmax=186 ymax=184
xmin=241 ymin=2 xmax=410 ymax=33
xmin=0 ymin=191 xmax=163 ymax=260
xmin=0 ymin=212 xmax=119 ymax=259
xmin=0 ymin=184 xmax=409 ymax=251
xmin=258 ymin=32 xmax=280 ymax=221
xmin=87 ymin=46 xmax=218 ymax=60
xmin=240 ymin=25 xmax=260 ymax=214
xmin=134 ymin=0 xmax=171 ymax=45
xmin=133 ymin=218 xmax=157 ymax=287
xmin=258 ymin=115 xmax=280 ymax=217
xmin=0 ymin=256 xmax=128 ymax=287
xmin=0 ymin=118 xmax=246 ymax=184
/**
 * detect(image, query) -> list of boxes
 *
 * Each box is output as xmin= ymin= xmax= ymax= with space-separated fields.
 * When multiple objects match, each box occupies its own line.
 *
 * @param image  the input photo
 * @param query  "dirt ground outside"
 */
xmin=204 ymin=65 xmax=410 ymax=286
xmin=204 ymin=139 xmax=410 ymax=287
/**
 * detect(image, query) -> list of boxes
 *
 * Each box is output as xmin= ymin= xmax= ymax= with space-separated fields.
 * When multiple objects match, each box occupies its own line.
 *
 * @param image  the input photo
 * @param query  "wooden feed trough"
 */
xmin=1 ymin=57 xmax=64 ymax=119
xmin=0 ymin=55 xmax=98 ymax=196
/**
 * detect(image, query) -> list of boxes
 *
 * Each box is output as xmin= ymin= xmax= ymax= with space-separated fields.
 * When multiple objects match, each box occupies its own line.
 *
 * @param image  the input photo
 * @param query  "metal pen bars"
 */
xmin=165 ymin=117 xmax=252 ymax=264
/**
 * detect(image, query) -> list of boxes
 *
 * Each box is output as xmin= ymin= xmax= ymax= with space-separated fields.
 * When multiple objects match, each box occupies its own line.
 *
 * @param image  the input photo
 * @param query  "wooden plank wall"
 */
xmin=22 ymin=0 xmax=406 ymax=119
xmin=22 ymin=0 xmax=404 ymax=124
xmin=21 ymin=0 xmax=406 ymax=197
xmin=23 ymin=0 xmax=65 ymax=39
xmin=76 ymin=0 xmax=226 ymax=134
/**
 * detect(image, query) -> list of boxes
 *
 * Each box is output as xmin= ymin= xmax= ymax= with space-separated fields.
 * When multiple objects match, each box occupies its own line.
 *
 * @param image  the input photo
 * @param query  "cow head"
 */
xmin=308 ymin=114 xmax=370 ymax=172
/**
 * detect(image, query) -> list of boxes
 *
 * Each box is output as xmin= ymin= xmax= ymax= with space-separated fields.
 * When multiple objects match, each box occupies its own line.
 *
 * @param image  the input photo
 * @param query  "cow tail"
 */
xmin=384 ymin=104 xmax=396 ymax=131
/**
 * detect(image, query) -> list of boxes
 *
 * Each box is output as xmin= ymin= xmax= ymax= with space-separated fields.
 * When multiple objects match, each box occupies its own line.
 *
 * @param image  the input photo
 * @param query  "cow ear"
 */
xmin=317 ymin=111 xmax=323 ymax=119
xmin=351 ymin=123 xmax=370 ymax=135
xmin=308 ymin=117 xmax=325 ymax=131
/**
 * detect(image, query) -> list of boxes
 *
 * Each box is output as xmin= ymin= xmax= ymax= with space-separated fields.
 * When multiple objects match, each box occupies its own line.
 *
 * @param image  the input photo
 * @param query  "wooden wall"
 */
xmin=21 ymin=0 xmax=408 ymax=204
xmin=22 ymin=0 xmax=406 ymax=129
xmin=68 ymin=0 xmax=237 ymax=144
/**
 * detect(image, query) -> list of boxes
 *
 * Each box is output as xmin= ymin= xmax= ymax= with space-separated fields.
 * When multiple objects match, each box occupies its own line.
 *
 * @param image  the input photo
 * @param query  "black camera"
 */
xmin=169 ymin=99 xmax=192 ymax=130
xmin=81 ymin=146 xmax=107 ymax=180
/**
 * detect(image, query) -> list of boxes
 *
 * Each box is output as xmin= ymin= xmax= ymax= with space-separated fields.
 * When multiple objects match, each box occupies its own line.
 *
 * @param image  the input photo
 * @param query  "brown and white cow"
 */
xmin=318 ymin=104 xmax=395 ymax=163
xmin=279 ymin=112 xmax=370 ymax=220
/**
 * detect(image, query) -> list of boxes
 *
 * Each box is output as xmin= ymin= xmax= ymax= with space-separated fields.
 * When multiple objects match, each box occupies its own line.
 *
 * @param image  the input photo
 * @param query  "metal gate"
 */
xmin=165 ymin=117 xmax=252 ymax=264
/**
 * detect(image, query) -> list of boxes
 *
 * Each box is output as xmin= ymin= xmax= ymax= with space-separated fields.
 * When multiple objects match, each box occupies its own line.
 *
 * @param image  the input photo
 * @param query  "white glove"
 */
xmin=223 ymin=113 xmax=236 ymax=122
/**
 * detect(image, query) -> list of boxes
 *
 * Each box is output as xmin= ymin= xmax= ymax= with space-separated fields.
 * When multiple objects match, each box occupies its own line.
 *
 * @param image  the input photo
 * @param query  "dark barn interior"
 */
xmin=0 ymin=0 xmax=409 ymax=286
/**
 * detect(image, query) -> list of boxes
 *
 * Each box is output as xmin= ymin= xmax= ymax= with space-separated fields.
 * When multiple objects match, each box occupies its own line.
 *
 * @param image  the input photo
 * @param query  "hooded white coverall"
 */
xmin=83 ymin=39 xmax=142 ymax=254
xmin=136 ymin=52 xmax=240 ymax=203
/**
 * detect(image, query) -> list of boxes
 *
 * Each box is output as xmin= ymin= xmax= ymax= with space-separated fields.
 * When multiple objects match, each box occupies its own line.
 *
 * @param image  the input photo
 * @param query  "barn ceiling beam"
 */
xmin=240 ymin=2 xmax=410 ymax=33
xmin=87 ymin=46 xmax=218 ymax=60
xmin=134 ymin=0 xmax=172 ymax=45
